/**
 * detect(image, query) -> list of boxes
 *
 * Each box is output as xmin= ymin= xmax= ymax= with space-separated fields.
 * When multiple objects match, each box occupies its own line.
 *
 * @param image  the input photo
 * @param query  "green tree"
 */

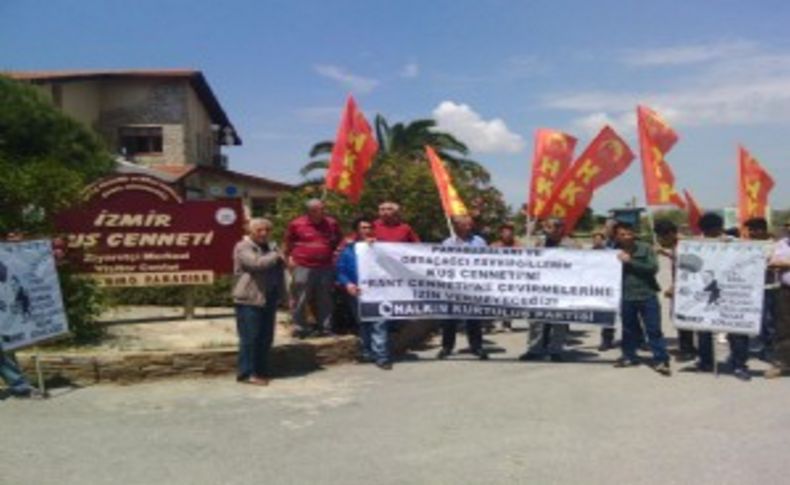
xmin=0 ymin=76 xmax=114 ymax=343
xmin=0 ymin=76 xmax=114 ymax=234
xmin=287 ymin=115 xmax=508 ymax=242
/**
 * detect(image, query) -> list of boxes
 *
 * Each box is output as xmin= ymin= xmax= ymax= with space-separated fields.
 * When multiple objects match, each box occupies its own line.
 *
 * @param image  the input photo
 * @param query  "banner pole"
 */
xmin=713 ymin=338 xmax=719 ymax=378
xmin=33 ymin=352 xmax=48 ymax=398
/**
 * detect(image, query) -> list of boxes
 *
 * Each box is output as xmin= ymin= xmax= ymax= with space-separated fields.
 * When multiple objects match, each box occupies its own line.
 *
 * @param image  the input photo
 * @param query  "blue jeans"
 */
xmin=235 ymin=298 xmax=278 ymax=379
xmin=621 ymin=295 xmax=669 ymax=363
xmin=697 ymin=332 xmax=749 ymax=370
xmin=348 ymin=295 xmax=390 ymax=364
xmin=360 ymin=320 xmax=390 ymax=364
xmin=0 ymin=349 xmax=30 ymax=391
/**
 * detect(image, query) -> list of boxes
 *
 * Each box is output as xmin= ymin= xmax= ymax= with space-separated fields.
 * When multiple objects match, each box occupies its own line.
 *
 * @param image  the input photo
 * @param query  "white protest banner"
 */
xmin=673 ymin=240 xmax=766 ymax=335
xmin=0 ymin=240 xmax=70 ymax=351
xmin=356 ymin=243 xmax=621 ymax=325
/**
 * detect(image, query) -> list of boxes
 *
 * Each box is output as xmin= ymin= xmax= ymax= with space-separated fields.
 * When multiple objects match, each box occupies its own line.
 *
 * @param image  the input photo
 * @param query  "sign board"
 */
xmin=0 ymin=240 xmax=70 ymax=351
xmin=673 ymin=240 xmax=766 ymax=335
xmin=56 ymin=174 xmax=244 ymax=287
xmin=356 ymin=243 xmax=622 ymax=325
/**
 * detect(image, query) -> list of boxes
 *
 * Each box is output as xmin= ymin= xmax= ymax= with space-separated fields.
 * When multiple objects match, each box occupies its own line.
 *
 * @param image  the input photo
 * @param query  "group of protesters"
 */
xmin=228 ymin=198 xmax=790 ymax=386
xmin=3 ymin=200 xmax=788 ymax=393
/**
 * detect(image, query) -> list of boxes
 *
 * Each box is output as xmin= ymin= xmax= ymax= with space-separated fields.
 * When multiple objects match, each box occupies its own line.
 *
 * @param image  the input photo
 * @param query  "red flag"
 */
xmin=637 ymin=105 xmax=684 ymax=208
xmin=737 ymin=146 xmax=775 ymax=223
xmin=325 ymin=96 xmax=379 ymax=203
xmin=539 ymin=126 xmax=635 ymax=233
xmin=425 ymin=145 xmax=468 ymax=217
xmin=527 ymin=129 xmax=576 ymax=218
xmin=683 ymin=189 xmax=702 ymax=235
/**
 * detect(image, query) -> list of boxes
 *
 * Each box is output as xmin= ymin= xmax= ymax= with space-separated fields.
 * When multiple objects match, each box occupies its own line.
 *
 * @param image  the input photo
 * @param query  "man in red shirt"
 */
xmin=373 ymin=201 xmax=420 ymax=242
xmin=284 ymin=199 xmax=341 ymax=338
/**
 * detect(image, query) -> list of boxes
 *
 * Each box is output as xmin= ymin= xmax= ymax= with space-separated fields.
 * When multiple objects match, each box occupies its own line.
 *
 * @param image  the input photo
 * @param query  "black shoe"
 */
xmin=638 ymin=342 xmax=650 ymax=352
xmin=9 ymin=386 xmax=34 ymax=398
xmin=653 ymin=361 xmax=672 ymax=376
xmin=518 ymin=352 xmax=542 ymax=362
xmin=437 ymin=348 xmax=451 ymax=360
xmin=598 ymin=342 xmax=614 ymax=352
xmin=472 ymin=348 xmax=489 ymax=360
xmin=614 ymin=358 xmax=640 ymax=368
xmin=376 ymin=361 xmax=393 ymax=371
xmin=675 ymin=351 xmax=696 ymax=363
xmin=733 ymin=367 xmax=751 ymax=381
xmin=291 ymin=329 xmax=308 ymax=340
xmin=549 ymin=354 xmax=564 ymax=363
xmin=691 ymin=361 xmax=714 ymax=373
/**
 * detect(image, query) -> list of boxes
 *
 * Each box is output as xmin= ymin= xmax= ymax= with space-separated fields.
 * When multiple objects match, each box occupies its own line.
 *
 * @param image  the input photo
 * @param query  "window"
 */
xmin=119 ymin=126 xmax=163 ymax=155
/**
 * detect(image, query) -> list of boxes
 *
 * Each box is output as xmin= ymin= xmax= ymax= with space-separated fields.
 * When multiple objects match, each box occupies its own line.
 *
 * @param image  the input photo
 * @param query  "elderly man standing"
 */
xmin=519 ymin=218 xmax=578 ymax=362
xmin=373 ymin=201 xmax=420 ymax=242
xmin=284 ymin=199 xmax=342 ymax=338
xmin=437 ymin=215 xmax=489 ymax=360
xmin=232 ymin=218 xmax=285 ymax=386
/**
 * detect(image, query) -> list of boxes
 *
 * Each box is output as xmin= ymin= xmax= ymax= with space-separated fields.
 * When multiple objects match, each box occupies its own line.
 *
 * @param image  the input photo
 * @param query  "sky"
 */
xmin=2 ymin=0 xmax=789 ymax=213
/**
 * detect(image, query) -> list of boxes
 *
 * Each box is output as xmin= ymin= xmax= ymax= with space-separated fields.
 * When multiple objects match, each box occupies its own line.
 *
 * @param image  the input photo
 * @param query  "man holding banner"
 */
xmin=437 ymin=215 xmax=489 ymax=361
xmin=692 ymin=213 xmax=751 ymax=380
xmin=519 ymin=218 xmax=577 ymax=362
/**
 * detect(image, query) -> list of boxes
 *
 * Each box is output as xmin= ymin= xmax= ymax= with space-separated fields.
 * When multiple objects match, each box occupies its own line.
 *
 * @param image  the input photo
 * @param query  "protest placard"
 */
xmin=673 ymin=240 xmax=766 ymax=335
xmin=0 ymin=240 xmax=70 ymax=351
xmin=356 ymin=243 xmax=621 ymax=325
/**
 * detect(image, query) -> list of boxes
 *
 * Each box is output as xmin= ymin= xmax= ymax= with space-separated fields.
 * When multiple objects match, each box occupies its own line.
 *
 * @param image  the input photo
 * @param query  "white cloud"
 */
xmin=399 ymin=62 xmax=419 ymax=79
xmin=432 ymin=101 xmax=525 ymax=154
xmin=545 ymin=43 xmax=790 ymax=135
xmin=314 ymin=64 xmax=379 ymax=93
xmin=620 ymin=40 xmax=758 ymax=67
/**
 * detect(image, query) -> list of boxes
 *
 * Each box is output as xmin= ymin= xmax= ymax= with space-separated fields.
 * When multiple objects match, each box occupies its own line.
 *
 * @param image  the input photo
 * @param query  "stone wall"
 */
xmin=17 ymin=336 xmax=358 ymax=386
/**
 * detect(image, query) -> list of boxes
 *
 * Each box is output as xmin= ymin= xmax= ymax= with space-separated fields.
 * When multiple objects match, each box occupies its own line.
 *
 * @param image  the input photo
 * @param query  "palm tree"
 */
xmin=299 ymin=115 xmax=488 ymax=183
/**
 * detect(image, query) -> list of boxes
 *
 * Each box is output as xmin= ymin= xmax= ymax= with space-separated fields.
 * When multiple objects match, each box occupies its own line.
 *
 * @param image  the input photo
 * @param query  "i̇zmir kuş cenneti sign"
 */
xmin=56 ymin=174 xmax=244 ymax=287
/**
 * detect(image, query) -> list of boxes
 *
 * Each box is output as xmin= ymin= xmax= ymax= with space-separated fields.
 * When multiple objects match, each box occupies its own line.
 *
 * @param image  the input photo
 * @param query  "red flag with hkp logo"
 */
xmin=539 ymin=126 xmax=635 ymax=233
xmin=425 ymin=145 xmax=469 ymax=217
xmin=737 ymin=146 xmax=774 ymax=222
xmin=637 ymin=105 xmax=685 ymax=208
xmin=527 ymin=129 xmax=576 ymax=218
xmin=325 ymin=96 xmax=379 ymax=203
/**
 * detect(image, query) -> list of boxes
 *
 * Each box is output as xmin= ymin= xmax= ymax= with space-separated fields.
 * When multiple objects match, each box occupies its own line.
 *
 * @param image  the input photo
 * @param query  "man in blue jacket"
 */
xmin=336 ymin=216 xmax=392 ymax=370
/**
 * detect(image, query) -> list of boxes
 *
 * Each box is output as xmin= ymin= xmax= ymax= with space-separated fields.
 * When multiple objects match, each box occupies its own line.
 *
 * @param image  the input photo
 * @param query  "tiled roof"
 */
xmin=2 ymin=69 xmax=241 ymax=145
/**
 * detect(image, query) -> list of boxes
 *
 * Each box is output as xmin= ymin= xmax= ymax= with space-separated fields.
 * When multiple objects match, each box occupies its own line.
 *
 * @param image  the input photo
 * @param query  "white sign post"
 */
xmin=356 ymin=243 xmax=622 ymax=326
xmin=673 ymin=240 xmax=766 ymax=336
xmin=1 ymin=240 xmax=70 ymax=351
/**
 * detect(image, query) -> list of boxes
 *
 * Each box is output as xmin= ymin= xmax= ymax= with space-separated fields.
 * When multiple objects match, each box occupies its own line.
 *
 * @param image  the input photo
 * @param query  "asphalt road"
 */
xmin=2 ymin=325 xmax=789 ymax=485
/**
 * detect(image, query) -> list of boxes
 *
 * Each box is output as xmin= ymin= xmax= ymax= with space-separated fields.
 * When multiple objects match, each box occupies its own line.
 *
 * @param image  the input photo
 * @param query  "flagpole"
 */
xmin=445 ymin=214 xmax=456 ymax=239
xmin=646 ymin=205 xmax=658 ymax=246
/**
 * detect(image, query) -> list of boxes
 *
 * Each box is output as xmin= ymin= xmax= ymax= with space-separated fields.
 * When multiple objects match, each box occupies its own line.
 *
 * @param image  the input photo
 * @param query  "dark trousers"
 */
xmin=678 ymin=329 xmax=696 ymax=354
xmin=441 ymin=320 xmax=483 ymax=352
xmin=697 ymin=332 xmax=749 ymax=370
xmin=759 ymin=289 xmax=778 ymax=352
xmin=771 ymin=286 xmax=790 ymax=367
xmin=621 ymin=295 xmax=669 ymax=363
xmin=235 ymin=299 xmax=277 ymax=379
